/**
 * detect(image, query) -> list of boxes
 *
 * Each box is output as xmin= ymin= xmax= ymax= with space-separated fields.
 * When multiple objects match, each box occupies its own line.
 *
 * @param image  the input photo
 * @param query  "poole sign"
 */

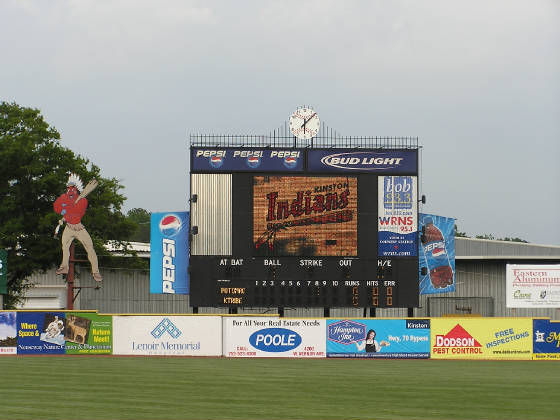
xmin=224 ymin=317 xmax=325 ymax=358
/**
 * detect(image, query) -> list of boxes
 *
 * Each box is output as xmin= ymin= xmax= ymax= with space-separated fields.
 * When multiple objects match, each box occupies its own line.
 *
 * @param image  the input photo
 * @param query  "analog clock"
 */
xmin=289 ymin=107 xmax=320 ymax=140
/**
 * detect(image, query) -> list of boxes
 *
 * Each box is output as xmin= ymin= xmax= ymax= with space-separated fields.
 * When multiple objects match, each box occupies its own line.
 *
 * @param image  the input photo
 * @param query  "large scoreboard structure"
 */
xmin=189 ymin=133 xmax=420 ymax=310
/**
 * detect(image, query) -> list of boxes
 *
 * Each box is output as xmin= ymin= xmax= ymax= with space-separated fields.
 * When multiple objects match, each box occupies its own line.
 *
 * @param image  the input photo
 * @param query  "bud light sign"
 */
xmin=249 ymin=328 xmax=302 ymax=352
xmin=150 ymin=212 xmax=189 ymax=294
xmin=418 ymin=213 xmax=455 ymax=295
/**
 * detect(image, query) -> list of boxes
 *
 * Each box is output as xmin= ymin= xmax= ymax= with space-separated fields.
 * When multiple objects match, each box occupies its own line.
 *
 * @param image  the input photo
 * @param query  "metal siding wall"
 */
xmin=78 ymin=268 xmax=192 ymax=314
xmin=191 ymin=174 xmax=232 ymax=255
xmin=417 ymin=261 xmax=559 ymax=319
xmin=456 ymin=237 xmax=560 ymax=257
xmin=22 ymin=259 xmax=560 ymax=319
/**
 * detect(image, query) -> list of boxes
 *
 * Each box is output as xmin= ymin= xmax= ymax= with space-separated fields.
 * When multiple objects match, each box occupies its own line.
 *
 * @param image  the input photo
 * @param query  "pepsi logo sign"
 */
xmin=210 ymin=155 xmax=224 ymax=168
xmin=249 ymin=328 xmax=302 ymax=352
xmin=283 ymin=156 xmax=298 ymax=169
xmin=159 ymin=214 xmax=182 ymax=237
xmin=246 ymin=156 xmax=261 ymax=168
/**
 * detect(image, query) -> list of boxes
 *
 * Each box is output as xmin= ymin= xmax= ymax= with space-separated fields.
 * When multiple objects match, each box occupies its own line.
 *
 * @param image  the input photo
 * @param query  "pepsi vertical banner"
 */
xmin=418 ymin=213 xmax=455 ymax=294
xmin=150 ymin=212 xmax=189 ymax=294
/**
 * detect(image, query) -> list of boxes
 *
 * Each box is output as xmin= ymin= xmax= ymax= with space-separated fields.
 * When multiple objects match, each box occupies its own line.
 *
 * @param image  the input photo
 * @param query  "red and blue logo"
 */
xmin=246 ymin=156 xmax=261 ymax=169
xmin=209 ymin=155 xmax=224 ymax=168
xmin=283 ymin=156 xmax=298 ymax=169
xmin=159 ymin=214 xmax=182 ymax=237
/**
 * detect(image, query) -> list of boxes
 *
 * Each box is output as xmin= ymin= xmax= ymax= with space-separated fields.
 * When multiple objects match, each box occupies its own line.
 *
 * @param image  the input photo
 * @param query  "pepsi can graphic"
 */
xmin=420 ymin=215 xmax=454 ymax=291
xmin=150 ymin=212 xmax=189 ymax=294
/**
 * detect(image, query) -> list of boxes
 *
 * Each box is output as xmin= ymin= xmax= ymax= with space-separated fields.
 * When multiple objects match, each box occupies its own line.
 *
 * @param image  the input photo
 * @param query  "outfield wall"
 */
xmin=1 ymin=311 xmax=559 ymax=360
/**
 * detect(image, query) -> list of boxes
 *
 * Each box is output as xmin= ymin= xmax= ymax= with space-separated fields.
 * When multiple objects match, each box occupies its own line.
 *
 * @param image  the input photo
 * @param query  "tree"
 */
xmin=0 ymin=102 xmax=137 ymax=308
xmin=126 ymin=208 xmax=151 ymax=243
xmin=497 ymin=237 xmax=528 ymax=243
xmin=454 ymin=225 xmax=468 ymax=238
xmin=475 ymin=233 xmax=496 ymax=240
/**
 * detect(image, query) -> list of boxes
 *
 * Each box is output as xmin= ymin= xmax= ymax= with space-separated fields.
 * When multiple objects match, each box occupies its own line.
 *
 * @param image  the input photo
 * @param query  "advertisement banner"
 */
xmin=192 ymin=148 xmax=304 ymax=172
xmin=506 ymin=265 xmax=560 ymax=308
xmin=0 ymin=312 xmax=17 ymax=355
xmin=326 ymin=319 xmax=430 ymax=358
xmin=533 ymin=319 xmax=560 ymax=360
xmin=113 ymin=316 xmax=221 ymax=356
xmin=418 ymin=214 xmax=456 ymax=294
xmin=64 ymin=312 xmax=112 ymax=355
xmin=307 ymin=150 xmax=417 ymax=173
xmin=0 ymin=249 xmax=7 ymax=294
xmin=431 ymin=318 xmax=532 ymax=360
xmin=224 ymin=317 xmax=325 ymax=358
xmin=16 ymin=312 xmax=67 ymax=354
xmin=150 ymin=212 xmax=189 ymax=294
xmin=378 ymin=176 xmax=418 ymax=257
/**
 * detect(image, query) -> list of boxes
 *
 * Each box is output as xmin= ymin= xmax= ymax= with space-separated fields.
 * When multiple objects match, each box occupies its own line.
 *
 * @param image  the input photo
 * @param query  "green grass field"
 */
xmin=0 ymin=357 xmax=558 ymax=420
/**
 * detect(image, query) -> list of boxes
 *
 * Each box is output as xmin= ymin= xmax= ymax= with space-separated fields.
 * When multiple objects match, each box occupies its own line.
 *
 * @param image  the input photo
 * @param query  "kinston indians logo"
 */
xmin=159 ymin=214 xmax=182 ymax=237
xmin=151 ymin=318 xmax=182 ymax=339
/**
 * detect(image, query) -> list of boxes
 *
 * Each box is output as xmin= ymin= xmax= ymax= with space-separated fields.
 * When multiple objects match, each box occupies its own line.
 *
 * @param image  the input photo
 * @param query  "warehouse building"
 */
xmin=9 ymin=237 xmax=560 ymax=319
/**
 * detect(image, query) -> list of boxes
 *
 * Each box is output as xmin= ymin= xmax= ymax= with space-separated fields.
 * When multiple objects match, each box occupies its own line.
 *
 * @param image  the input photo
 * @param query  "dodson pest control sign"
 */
xmin=223 ymin=317 xmax=326 ymax=358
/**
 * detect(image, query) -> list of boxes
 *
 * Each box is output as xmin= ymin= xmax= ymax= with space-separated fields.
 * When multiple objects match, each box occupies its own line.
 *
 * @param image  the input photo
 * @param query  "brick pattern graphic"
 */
xmin=253 ymin=176 xmax=358 ymax=256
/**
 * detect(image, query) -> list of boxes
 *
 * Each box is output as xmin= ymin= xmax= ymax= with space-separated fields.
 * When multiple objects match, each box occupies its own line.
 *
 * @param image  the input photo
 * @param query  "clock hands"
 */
xmin=300 ymin=112 xmax=317 ymax=134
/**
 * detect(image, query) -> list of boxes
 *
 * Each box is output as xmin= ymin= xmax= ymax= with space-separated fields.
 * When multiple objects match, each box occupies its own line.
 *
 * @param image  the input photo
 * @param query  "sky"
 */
xmin=1 ymin=0 xmax=559 ymax=246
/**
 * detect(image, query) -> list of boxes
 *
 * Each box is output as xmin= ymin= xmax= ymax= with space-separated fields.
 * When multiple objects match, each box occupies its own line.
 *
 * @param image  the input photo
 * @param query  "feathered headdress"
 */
xmin=66 ymin=173 xmax=84 ymax=192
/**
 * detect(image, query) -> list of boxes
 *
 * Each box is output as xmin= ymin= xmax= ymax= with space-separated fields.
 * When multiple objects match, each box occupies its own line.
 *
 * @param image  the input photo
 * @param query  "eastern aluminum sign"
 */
xmin=307 ymin=150 xmax=417 ymax=173
xmin=506 ymin=264 xmax=560 ymax=308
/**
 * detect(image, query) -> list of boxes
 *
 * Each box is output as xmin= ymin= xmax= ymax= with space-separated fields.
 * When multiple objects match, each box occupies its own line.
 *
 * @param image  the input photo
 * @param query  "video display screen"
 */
xmin=253 ymin=176 xmax=358 ymax=256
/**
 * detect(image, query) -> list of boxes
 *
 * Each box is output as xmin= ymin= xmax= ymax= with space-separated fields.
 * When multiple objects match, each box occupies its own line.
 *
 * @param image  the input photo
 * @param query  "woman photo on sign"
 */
xmin=355 ymin=329 xmax=390 ymax=353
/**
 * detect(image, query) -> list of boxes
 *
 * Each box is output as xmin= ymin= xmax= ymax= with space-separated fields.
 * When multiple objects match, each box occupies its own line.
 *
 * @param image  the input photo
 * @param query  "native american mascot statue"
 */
xmin=53 ymin=173 xmax=102 ymax=282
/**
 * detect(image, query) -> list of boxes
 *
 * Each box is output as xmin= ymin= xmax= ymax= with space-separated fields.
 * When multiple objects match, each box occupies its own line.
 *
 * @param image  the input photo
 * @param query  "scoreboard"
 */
xmin=189 ymin=147 xmax=420 ymax=308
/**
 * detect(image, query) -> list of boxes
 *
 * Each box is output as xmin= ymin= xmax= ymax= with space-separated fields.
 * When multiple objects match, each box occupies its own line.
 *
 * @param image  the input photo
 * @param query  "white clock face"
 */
xmin=289 ymin=107 xmax=320 ymax=140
